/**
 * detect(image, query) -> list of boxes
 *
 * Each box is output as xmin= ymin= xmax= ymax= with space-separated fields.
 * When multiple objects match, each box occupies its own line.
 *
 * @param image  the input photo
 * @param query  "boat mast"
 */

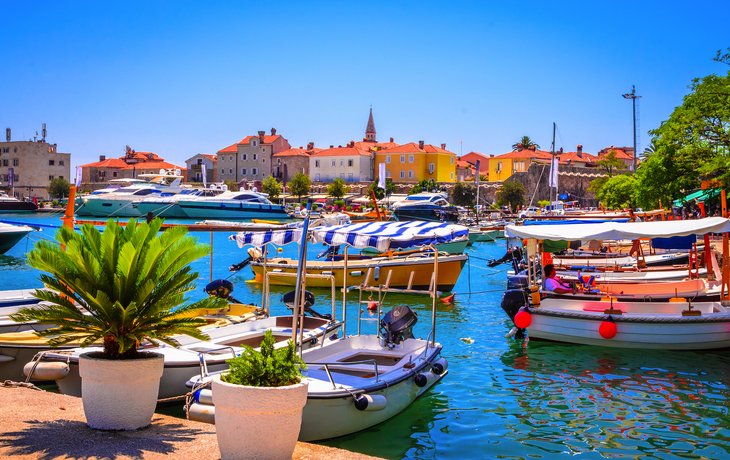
xmin=551 ymin=122 xmax=556 ymax=204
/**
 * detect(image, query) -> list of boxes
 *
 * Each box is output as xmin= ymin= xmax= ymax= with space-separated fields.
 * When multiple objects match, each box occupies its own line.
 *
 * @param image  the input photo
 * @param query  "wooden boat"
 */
xmin=360 ymin=237 xmax=468 ymax=256
xmin=343 ymin=209 xmax=394 ymax=222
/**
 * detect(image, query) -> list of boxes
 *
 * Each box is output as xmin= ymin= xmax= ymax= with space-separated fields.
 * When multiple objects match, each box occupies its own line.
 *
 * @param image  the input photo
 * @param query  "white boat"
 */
xmin=177 ymin=190 xmax=288 ymax=220
xmin=133 ymin=184 xmax=228 ymax=218
xmin=76 ymin=172 xmax=184 ymax=217
xmin=0 ymin=222 xmax=34 ymax=254
xmin=391 ymin=192 xmax=459 ymax=222
xmin=501 ymin=217 xmax=730 ymax=349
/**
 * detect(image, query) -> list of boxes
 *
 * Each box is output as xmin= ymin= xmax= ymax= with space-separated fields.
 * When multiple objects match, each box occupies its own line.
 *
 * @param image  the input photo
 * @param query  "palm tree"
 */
xmin=642 ymin=140 xmax=658 ymax=159
xmin=11 ymin=218 xmax=227 ymax=359
xmin=512 ymin=136 xmax=540 ymax=151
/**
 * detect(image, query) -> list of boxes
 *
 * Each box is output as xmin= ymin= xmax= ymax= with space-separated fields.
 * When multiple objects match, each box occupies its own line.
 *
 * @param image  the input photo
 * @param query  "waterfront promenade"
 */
xmin=0 ymin=387 xmax=384 ymax=460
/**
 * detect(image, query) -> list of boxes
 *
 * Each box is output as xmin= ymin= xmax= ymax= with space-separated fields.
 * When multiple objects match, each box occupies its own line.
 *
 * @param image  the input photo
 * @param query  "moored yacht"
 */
xmin=133 ymin=184 xmax=228 ymax=218
xmin=0 ymin=191 xmax=37 ymax=213
xmin=391 ymin=192 xmax=459 ymax=222
xmin=76 ymin=172 xmax=184 ymax=217
xmin=0 ymin=222 xmax=34 ymax=254
xmin=177 ymin=190 xmax=288 ymax=220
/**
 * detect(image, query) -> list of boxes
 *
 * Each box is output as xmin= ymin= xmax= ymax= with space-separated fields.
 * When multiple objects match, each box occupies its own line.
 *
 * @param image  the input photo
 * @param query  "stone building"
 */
xmin=79 ymin=146 xmax=182 ymax=184
xmin=216 ymin=128 xmax=291 ymax=183
xmin=272 ymin=143 xmax=322 ymax=184
xmin=0 ymin=129 xmax=71 ymax=199
xmin=185 ymin=154 xmax=218 ymax=184
xmin=310 ymin=142 xmax=374 ymax=183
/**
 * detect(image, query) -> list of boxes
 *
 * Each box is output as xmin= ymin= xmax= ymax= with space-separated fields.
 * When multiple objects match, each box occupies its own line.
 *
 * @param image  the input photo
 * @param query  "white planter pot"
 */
xmin=78 ymin=351 xmax=164 ymax=430
xmin=212 ymin=374 xmax=308 ymax=460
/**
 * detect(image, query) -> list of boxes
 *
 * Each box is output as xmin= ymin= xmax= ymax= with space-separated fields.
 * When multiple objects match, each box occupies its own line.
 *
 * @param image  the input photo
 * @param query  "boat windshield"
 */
xmin=406 ymin=196 xmax=434 ymax=202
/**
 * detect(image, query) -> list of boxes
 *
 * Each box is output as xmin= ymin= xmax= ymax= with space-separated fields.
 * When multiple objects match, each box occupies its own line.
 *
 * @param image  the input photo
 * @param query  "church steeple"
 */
xmin=365 ymin=108 xmax=376 ymax=142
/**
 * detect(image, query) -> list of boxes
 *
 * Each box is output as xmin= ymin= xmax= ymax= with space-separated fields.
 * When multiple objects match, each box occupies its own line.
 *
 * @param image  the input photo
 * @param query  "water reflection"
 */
xmin=497 ymin=341 xmax=730 ymax=458
xmin=0 ymin=254 xmax=27 ymax=269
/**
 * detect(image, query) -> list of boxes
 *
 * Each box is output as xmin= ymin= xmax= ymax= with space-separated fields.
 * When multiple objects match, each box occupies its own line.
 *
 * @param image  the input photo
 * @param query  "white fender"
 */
xmin=414 ymin=371 xmax=438 ymax=389
xmin=23 ymin=361 xmax=70 ymax=380
xmin=194 ymin=388 xmax=213 ymax=406
xmin=354 ymin=394 xmax=387 ymax=411
xmin=431 ymin=358 xmax=448 ymax=375
xmin=187 ymin=402 xmax=216 ymax=425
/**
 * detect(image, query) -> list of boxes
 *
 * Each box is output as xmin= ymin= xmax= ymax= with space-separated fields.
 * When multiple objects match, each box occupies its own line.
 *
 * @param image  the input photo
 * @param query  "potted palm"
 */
xmin=213 ymin=330 xmax=308 ymax=460
xmin=11 ymin=218 xmax=226 ymax=430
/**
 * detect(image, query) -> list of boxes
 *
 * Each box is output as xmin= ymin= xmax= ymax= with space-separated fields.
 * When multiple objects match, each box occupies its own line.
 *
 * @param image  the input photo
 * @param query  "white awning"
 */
xmin=504 ymin=217 xmax=730 ymax=241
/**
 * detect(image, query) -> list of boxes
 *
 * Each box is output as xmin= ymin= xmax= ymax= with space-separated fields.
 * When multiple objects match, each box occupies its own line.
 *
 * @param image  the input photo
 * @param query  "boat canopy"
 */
xmin=234 ymin=221 xmax=468 ymax=252
xmin=672 ymin=188 xmax=720 ymax=207
xmin=505 ymin=216 xmax=730 ymax=241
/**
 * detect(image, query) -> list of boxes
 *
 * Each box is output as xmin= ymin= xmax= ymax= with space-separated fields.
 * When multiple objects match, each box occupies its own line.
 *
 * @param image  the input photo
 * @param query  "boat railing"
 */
xmin=262 ymin=270 xmax=336 ymax=321
xmin=198 ymin=346 xmax=237 ymax=378
xmin=304 ymin=358 xmax=380 ymax=389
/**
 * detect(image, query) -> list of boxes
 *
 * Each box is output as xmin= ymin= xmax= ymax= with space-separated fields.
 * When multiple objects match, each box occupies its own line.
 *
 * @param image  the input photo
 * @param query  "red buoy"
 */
xmin=599 ymin=320 xmax=617 ymax=339
xmin=514 ymin=310 xmax=532 ymax=329
xmin=367 ymin=302 xmax=378 ymax=312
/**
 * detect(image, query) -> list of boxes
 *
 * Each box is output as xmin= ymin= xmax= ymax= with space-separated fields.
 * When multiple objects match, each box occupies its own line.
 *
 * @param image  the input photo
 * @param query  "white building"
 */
xmin=184 ymin=154 xmax=218 ymax=183
xmin=310 ymin=142 xmax=374 ymax=183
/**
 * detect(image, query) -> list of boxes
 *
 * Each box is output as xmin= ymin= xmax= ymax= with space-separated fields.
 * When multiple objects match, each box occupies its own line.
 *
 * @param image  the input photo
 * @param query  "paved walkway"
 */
xmin=0 ymin=387 xmax=384 ymax=460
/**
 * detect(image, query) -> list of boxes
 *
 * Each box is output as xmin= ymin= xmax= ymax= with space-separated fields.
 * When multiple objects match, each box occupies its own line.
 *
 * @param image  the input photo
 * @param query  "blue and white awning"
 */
xmin=311 ymin=221 xmax=469 ymax=252
xmin=233 ymin=228 xmax=303 ymax=248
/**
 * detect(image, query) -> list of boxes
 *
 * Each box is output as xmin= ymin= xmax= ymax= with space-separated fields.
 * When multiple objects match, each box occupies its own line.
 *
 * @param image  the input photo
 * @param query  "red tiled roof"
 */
xmin=273 ymin=148 xmax=323 ymax=158
xmin=201 ymin=154 xmax=218 ymax=162
xmin=217 ymin=143 xmax=238 ymax=153
xmin=121 ymin=161 xmax=183 ymax=171
xmin=492 ymin=149 xmax=554 ymax=160
xmin=79 ymin=158 xmax=128 ymax=168
xmin=456 ymin=160 xmax=472 ymax=169
xmin=353 ymin=141 xmax=401 ymax=151
xmin=312 ymin=146 xmax=372 ymax=157
xmin=609 ymin=149 xmax=632 ymax=159
xmin=555 ymin=151 xmax=599 ymax=163
xmin=378 ymin=142 xmax=455 ymax=155
xmin=239 ymin=135 xmax=282 ymax=145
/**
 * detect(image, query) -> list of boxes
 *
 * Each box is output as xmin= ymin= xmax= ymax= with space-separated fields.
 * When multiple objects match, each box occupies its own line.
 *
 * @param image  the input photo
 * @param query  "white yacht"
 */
xmin=177 ymin=190 xmax=288 ymax=220
xmin=76 ymin=172 xmax=183 ymax=218
xmin=391 ymin=192 xmax=459 ymax=222
xmin=133 ymin=184 xmax=228 ymax=218
xmin=0 ymin=222 xmax=34 ymax=254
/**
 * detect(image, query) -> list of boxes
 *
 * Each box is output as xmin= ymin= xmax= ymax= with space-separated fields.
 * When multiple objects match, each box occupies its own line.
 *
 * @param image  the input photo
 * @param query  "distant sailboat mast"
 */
xmin=550 ymin=122 xmax=557 ymax=203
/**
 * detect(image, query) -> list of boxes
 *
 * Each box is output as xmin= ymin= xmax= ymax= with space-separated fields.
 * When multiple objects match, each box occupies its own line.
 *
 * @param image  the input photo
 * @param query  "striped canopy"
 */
xmin=311 ymin=221 xmax=469 ymax=252
xmin=233 ymin=221 xmax=469 ymax=252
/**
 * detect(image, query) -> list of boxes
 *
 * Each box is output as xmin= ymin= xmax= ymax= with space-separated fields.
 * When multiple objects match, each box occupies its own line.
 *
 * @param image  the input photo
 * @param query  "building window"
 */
xmin=315 ymin=174 xmax=320 ymax=181
xmin=221 ymin=156 xmax=225 ymax=162
xmin=315 ymin=160 xmax=320 ymax=168
xmin=59 ymin=176 xmax=64 ymax=180
xmin=408 ymin=170 xmax=414 ymax=179
xmin=496 ymin=162 xmax=503 ymax=173
xmin=221 ymin=169 xmax=225 ymax=175
xmin=243 ymin=154 xmax=247 ymax=161
xmin=400 ymin=170 xmax=405 ymax=179
xmin=49 ymin=175 xmax=54 ymax=180
xmin=229 ymin=169 xmax=233 ymax=174
xmin=450 ymin=172 xmax=454 ymax=180
xmin=13 ymin=159 xmax=19 ymax=166
xmin=385 ymin=170 xmax=391 ymax=178
xmin=450 ymin=156 xmax=454 ymax=165
xmin=49 ymin=160 xmax=55 ymax=166
xmin=331 ymin=160 xmax=336 ymax=167
xmin=262 ymin=158 xmax=265 ymax=163
xmin=253 ymin=154 xmax=258 ymax=160
xmin=340 ymin=160 xmax=344 ymax=167
xmin=340 ymin=173 xmax=345 ymax=179
xmin=400 ymin=155 xmax=405 ymax=163
xmin=262 ymin=172 xmax=266 ymax=177
xmin=252 ymin=139 xmax=258 ymax=146
xmin=409 ymin=155 xmax=414 ymax=163
xmin=229 ymin=155 xmax=233 ymax=161
xmin=112 ymin=171 xmax=118 ymax=178
xmin=240 ymin=168 xmax=244 ymax=175
xmin=348 ymin=173 xmax=353 ymax=181
xmin=385 ymin=156 xmax=391 ymax=164
xmin=2 ymin=159 xmax=7 ymax=166
xmin=348 ymin=159 xmax=353 ymax=167
xmin=428 ymin=163 xmax=435 ymax=173
xmin=252 ymin=168 xmax=258 ymax=175
xmin=278 ymin=158 xmax=281 ymax=165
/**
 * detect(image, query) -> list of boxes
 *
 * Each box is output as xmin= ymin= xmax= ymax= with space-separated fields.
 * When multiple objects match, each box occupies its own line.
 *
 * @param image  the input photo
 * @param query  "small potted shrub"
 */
xmin=12 ymin=218 xmax=226 ymax=430
xmin=213 ymin=330 xmax=308 ymax=460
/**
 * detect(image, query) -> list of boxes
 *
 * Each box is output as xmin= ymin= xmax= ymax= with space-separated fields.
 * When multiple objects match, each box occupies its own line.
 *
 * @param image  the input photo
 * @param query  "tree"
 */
xmin=224 ymin=180 xmax=239 ymax=192
xmin=451 ymin=181 xmax=477 ymax=207
xmin=595 ymin=174 xmax=637 ymax=209
xmin=287 ymin=173 xmax=311 ymax=200
xmin=588 ymin=150 xmax=628 ymax=196
xmin=11 ymin=218 xmax=226 ymax=359
xmin=408 ymin=179 xmax=438 ymax=195
xmin=48 ymin=178 xmax=71 ymax=199
xmin=366 ymin=178 xmax=396 ymax=200
xmin=261 ymin=175 xmax=282 ymax=199
xmin=327 ymin=177 xmax=349 ymax=199
xmin=512 ymin=136 xmax=540 ymax=151
xmin=496 ymin=180 xmax=526 ymax=213
xmin=538 ymin=200 xmax=550 ymax=207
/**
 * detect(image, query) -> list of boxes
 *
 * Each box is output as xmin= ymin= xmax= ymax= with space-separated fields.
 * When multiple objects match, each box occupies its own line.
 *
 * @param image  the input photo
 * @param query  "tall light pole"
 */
xmin=622 ymin=85 xmax=642 ymax=173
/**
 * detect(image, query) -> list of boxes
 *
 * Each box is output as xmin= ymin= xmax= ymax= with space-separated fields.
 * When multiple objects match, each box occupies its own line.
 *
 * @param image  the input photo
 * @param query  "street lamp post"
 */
xmin=622 ymin=85 xmax=642 ymax=173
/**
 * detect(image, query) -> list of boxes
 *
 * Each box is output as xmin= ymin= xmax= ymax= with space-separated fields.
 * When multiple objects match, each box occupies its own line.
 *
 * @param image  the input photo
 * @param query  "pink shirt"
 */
xmin=545 ymin=277 xmax=569 ymax=291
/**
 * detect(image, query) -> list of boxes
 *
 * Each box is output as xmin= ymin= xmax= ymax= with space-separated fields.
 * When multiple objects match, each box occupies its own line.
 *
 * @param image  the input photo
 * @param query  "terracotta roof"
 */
xmin=79 ymin=158 xmax=128 ymax=168
xmin=311 ymin=146 xmax=372 ymax=157
xmin=201 ymin=154 xmax=218 ymax=162
xmin=609 ymin=148 xmax=633 ymax=160
xmin=217 ymin=143 xmax=238 ymax=154
xmin=492 ymin=149 xmax=554 ymax=160
xmin=353 ymin=141 xmax=400 ymax=151
xmin=122 ymin=161 xmax=183 ymax=171
xmin=239 ymin=135 xmax=282 ymax=145
xmin=378 ymin=142 xmax=455 ymax=155
xmin=555 ymin=151 xmax=599 ymax=163
xmin=456 ymin=160 xmax=472 ymax=169
xmin=273 ymin=148 xmax=323 ymax=158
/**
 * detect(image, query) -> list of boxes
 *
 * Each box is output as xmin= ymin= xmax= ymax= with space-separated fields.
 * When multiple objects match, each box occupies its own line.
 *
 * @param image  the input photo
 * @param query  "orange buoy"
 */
xmin=441 ymin=294 xmax=455 ymax=305
xmin=514 ymin=309 xmax=531 ymax=329
xmin=599 ymin=317 xmax=617 ymax=339
xmin=367 ymin=302 xmax=378 ymax=312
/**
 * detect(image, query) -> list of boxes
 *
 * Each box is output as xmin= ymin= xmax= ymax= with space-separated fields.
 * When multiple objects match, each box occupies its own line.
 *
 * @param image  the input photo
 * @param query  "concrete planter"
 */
xmin=212 ymin=374 xmax=308 ymax=460
xmin=78 ymin=351 xmax=164 ymax=430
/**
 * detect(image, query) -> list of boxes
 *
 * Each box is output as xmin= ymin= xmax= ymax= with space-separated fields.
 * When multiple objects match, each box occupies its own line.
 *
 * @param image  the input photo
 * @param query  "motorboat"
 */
xmin=391 ymin=192 xmax=459 ymax=222
xmin=499 ymin=217 xmax=730 ymax=350
xmin=0 ymin=222 xmax=34 ymax=254
xmin=0 ymin=191 xmax=37 ymax=213
xmin=75 ymin=172 xmax=184 ymax=217
xmin=184 ymin=212 xmax=449 ymax=440
xmin=133 ymin=184 xmax=228 ymax=218
xmin=177 ymin=190 xmax=288 ymax=220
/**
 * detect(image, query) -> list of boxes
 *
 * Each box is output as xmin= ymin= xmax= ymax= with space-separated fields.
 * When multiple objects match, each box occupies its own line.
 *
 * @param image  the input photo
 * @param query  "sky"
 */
xmin=2 ymin=1 xmax=729 ymax=172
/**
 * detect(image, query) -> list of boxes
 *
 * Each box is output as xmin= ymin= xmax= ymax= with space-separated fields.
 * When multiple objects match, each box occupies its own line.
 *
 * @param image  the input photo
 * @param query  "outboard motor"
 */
xmin=229 ymin=256 xmax=253 ymax=272
xmin=205 ymin=279 xmax=244 ymax=304
xmin=500 ymin=289 xmax=528 ymax=322
xmin=380 ymin=305 xmax=418 ymax=347
xmin=507 ymin=274 xmax=529 ymax=290
xmin=488 ymin=246 xmax=524 ymax=273
xmin=282 ymin=290 xmax=331 ymax=320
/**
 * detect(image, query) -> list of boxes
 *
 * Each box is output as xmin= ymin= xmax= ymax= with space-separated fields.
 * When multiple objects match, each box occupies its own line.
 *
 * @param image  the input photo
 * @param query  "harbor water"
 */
xmin=3 ymin=213 xmax=730 ymax=460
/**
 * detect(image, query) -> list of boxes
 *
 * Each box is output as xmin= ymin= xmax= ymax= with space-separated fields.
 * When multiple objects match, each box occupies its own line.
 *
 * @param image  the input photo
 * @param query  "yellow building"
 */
xmin=488 ymin=147 xmax=553 ymax=182
xmin=374 ymin=141 xmax=456 ymax=183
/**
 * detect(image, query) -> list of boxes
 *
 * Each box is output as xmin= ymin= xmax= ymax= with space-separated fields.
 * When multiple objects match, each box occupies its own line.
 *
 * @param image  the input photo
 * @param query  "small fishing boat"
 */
xmin=0 ymin=222 xmax=34 ymax=254
xmin=360 ymin=236 xmax=469 ymax=256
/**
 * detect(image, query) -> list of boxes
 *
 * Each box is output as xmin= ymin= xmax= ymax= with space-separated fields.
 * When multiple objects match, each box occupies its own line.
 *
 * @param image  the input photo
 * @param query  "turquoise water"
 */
xmin=4 ymin=213 xmax=730 ymax=460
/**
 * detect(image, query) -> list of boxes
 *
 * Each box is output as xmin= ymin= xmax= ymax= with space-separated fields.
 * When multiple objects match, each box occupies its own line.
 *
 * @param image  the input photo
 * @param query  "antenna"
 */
xmin=622 ymin=85 xmax=642 ymax=173
xmin=5 ymin=128 xmax=9 ymax=142
xmin=42 ymin=123 xmax=46 ymax=142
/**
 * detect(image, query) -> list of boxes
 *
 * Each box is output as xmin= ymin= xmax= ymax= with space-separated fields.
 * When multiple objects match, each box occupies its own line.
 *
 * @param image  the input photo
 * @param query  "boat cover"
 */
xmin=505 ymin=216 xmax=730 ymax=241
xmin=234 ymin=221 xmax=469 ymax=252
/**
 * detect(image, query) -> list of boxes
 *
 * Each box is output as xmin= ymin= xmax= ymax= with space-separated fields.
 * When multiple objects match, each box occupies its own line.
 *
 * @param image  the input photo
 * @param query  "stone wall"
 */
xmin=507 ymin=163 xmax=604 ymax=207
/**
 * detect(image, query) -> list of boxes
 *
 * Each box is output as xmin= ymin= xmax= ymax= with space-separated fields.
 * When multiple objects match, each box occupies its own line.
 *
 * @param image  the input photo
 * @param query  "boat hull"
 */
xmin=394 ymin=206 xmax=459 ymax=223
xmin=0 ymin=229 xmax=32 ymax=254
xmin=134 ymin=202 xmax=188 ymax=218
xmin=76 ymin=198 xmax=143 ymax=217
xmin=178 ymin=202 xmax=289 ymax=220
xmin=0 ymin=201 xmax=37 ymax=212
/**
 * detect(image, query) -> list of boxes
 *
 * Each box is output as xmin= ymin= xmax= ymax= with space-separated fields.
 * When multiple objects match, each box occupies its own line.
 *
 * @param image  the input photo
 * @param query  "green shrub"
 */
xmin=52 ymin=200 xmax=58 ymax=206
xmin=222 ymin=330 xmax=306 ymax=387
xmin=334 ymin=200 xmax=346 ymax=208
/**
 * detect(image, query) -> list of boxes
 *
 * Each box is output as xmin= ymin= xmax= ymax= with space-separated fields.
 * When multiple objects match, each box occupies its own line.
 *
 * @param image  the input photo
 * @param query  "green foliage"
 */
xmin=595 ymin=174 xmax=637 ymax=209
xmin=48 ymin=178 xmax=71 ymax=199
xmin=496 ymin=180 xmax=526 ymax=213
xmin=224 ymin=180 xmax=240 ymax=192
xmin=334 ymin=200 xmax=346 ymax=208
xmin=479 ymin=174 xmax=488 ymax=182
xmin=367 ymin=178 xmax=396 ymax=199
xmin=261 ymin=175 xmax=282 ymax=199
xmin=288 ymin=173 xmax=311 ymax=199
xmin=408 ymin=179 xmax=438 ymax=195
xmin=327 ymin=177 xmax=349 ymax=199
xmin=538 ymin=200 xmax=550 ymax=207
xmin=451 ymin=181 xmax=477 ymax=207
xmin=51 ymin=200 xmax=58 ymax=206
xmin=512 ymin=136 xmax=540 ymax=151
xmin=633 ymin=143 xmax=698 ymax=209
xmin=221 ymin=330 xmax=306 ymax=387
xmin=588 ymin=150 xmax=628 ymax=196
xmin=10 ymin=218 xmax=226 ymax=359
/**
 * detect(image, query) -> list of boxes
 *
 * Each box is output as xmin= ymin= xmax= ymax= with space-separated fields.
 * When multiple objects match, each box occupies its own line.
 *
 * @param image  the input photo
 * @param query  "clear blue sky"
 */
xmin=3 ymin=1 xmax=728 ymax=172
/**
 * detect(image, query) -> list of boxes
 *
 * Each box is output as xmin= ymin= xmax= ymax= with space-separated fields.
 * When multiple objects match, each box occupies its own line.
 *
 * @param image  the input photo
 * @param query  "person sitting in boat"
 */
xmin=543 ymin=264 xmax=573 ymax=294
